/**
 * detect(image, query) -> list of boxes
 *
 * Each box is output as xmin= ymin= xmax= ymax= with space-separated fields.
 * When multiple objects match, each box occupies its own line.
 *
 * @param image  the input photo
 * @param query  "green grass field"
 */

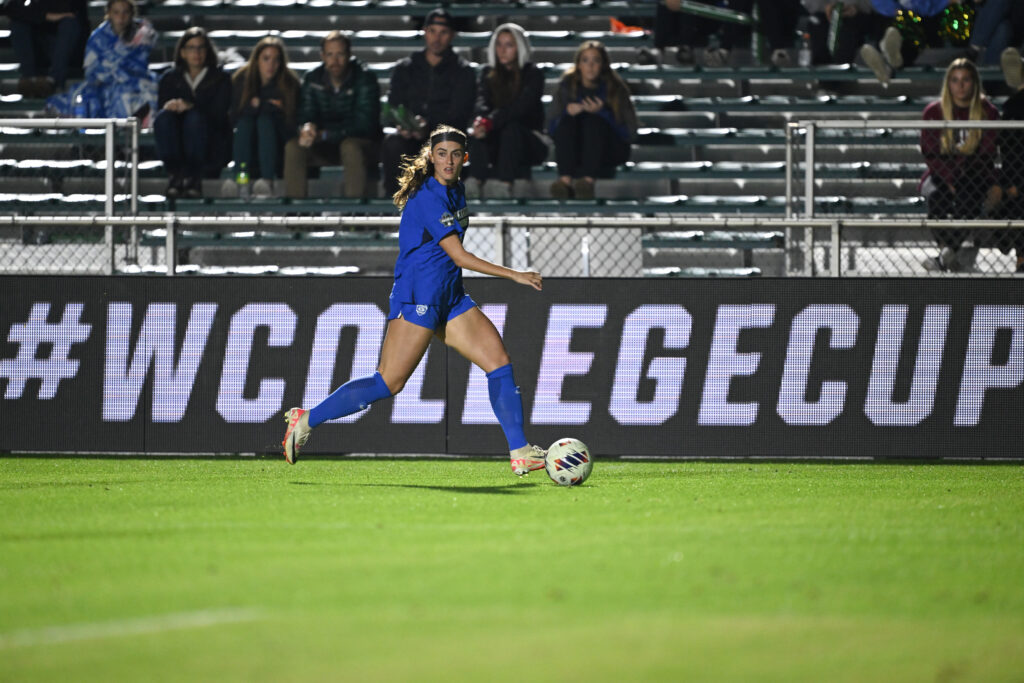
xmin=1 ymin=457 xmax=1023 ymax=682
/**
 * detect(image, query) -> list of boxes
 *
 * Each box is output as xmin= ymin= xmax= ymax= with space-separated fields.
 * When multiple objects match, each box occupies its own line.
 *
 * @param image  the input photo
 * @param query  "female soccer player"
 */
xmin=281 ymin=124 xmax=548 ymax=476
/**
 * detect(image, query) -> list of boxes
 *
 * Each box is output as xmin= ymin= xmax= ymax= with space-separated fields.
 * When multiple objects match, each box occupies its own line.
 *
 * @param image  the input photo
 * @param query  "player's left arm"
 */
xmin=438 ymin=234 xmax=542 ymax=290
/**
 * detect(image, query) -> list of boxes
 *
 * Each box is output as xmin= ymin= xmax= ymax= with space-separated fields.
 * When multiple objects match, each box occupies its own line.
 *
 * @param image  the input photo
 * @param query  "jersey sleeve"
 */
xmin=422 ymin=193 xmax=460 ymax=243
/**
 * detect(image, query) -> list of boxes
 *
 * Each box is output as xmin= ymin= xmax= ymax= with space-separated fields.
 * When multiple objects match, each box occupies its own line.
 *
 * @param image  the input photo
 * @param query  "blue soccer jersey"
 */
xmin=391 ymin=176 xmax=469 ymax=306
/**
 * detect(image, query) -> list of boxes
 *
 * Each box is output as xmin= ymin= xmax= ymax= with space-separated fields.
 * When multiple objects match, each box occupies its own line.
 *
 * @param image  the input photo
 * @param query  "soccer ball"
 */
xmin=545 ymin=438 xmax=593 ymax=486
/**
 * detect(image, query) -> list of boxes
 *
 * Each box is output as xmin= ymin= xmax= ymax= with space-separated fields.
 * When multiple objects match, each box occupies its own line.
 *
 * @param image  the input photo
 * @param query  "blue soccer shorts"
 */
xmin=387 ymin=293 xmax=477 ymax=330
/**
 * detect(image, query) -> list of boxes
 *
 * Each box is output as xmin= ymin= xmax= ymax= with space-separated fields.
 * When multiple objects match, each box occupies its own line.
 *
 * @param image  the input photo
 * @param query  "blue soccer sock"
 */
xmin=308 ymin=371 xmax=393 ymax=428
xmin=487 ymin=363 xmax=528 ymax=451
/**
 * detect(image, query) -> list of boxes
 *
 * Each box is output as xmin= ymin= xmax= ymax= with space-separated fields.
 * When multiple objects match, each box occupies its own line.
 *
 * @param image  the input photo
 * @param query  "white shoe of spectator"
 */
xmin=221 ymin=178 xmax=239 ymax=198
xmin=463 ymin=176 xmax=481 ymax=199
xmin=771 ymin=49 xmax=791 ymax=68
xmin=703 ymin=47 xmax=729 ymax=67
xmin=880 ymin=27 xmax=904 ymax=70
xmin=252 ymin=179 xmax=273 ymax=198
xmin=1002 ymin=47 xmax=1023 ymax=90
xmin=860 ymin=44 xmax=892 ymax=84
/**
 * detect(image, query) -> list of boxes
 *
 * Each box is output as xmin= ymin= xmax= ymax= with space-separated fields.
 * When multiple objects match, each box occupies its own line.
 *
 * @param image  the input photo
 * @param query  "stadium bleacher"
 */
xmin=0 ymin=1 xmax=1017 ymax=276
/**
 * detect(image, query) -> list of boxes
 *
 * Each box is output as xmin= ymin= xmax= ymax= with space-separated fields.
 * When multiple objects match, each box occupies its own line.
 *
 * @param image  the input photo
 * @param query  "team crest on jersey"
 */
xmin=440 ymin=207 xmax=470 ymax=229
xmin=416 ymin=304 xmax=428 ymax=317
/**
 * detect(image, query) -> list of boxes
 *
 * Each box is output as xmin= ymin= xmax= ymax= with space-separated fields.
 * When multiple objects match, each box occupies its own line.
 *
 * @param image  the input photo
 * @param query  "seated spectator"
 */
xmin=547 ymin=40 xmax=638 ymax=200
xmin=968 ymin=0 xmax=1022 ymax=66
xmin=646 ymin=0 xmax=801 ymax=67
xmin=802 ymin=0 xmax=886 ymax=65
xmin=465 ymin=23 xmax=547 ymax=200
xmin=919 ymin=58 xmax=999 ymax=272
xmin=223 ymin=36 xmax=300 ymax=199
xmin=998 ymin=4 xmax=1024 ymax=88
xmin=46 ymin=0 xmax=157 ymax=122
xmin=380 ymin=8 xmax=475 ymax=197
xmin=860 ymin=0 xmax=956 ymax=85
xmin=284 ymin=31 xmax=380 ymax=199
xmin=993 ymin=83 xmax=1024 ymax=273
xmin=153 ymin=27 xmax=231 ymax=199
xmin=4 ymin=0 xmax=89 ymax=98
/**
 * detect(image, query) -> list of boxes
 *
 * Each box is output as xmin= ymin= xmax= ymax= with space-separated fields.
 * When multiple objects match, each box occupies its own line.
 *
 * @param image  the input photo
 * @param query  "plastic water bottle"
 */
xmin=798 ymin=32 xmax=812 ymax=67
xmin=73 ymin=93 xmax=87 ymax=133
xmin=236 ymin=162 xmax=250 ymax=199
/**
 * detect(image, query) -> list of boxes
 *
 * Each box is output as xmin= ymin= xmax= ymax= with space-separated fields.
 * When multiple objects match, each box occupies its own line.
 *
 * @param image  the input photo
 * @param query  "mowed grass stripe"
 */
xmin=0 ymin=458 xmax=1022 ymax=682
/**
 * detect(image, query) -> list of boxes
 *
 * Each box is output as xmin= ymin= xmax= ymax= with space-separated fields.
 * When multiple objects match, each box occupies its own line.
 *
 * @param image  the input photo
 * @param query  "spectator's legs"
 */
xmin=233 ymin=115 xmax=257 ymax=173
xmin=180 ymin=108 xmax=209 ymax=180
xmin=927 ymin=182 xmax=967 ymax=259
xmin=9 ymin=19 xmax=41 ymax=80
xmin=153 ymin=109 xmax=184 ymax=177
xmin=255 ymin=113 xmax=283 ymax=179
xmin=577 ymin=114 xmax=629 ymax=179
xmin=493 ymin=122 xmax=534 ymax=183
xmin=552 ymin=115 xmax=581 ymax=178
xmin=340 ymin=137 xmax=373 ymax=198
xmin=283 ymin=139 xmax=311 ymax=198
xmin=466 ymin=135 xmax=492 ymax=182
xmin=973 ymin=0 xmax=1013 ymax=64
xmin=47 ymin=17 xmax=80 ymax=89
xmin=380 ymin=133 xmax=420 ymax=197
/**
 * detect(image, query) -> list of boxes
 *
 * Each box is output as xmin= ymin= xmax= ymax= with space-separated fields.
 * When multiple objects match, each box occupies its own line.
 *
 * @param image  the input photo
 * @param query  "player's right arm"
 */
xmin=438 ymin=234 xmax=542 ymax=290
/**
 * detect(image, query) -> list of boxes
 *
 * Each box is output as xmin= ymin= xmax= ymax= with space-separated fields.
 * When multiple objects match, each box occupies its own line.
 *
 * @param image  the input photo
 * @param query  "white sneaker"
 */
xmin=1002 ymin=47 xmax=1023 ymax=90
xmin=282 ymin=407 xmax=312 ymax=465
xmin=221 ymin=178 xmax=239 ymax=198
xmin=860 ymin=44 xmax=892 ymax=84
xmin=771 ymin=48 xmax=791 ymax=68
xmin=510 ymin=444 xmax=546 ymax=477
xmin=463 ymin=177 xmax=481 ymax=199
xmin=252 ymin=178 xmax=273 ymax=198
xmin=880 ymin=26 xmax=903 ymax=70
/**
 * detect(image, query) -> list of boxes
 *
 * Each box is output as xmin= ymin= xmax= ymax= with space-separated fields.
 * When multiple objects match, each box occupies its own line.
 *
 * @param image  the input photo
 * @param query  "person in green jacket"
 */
xmin=283 ymin=31 xmax=381 ymax=198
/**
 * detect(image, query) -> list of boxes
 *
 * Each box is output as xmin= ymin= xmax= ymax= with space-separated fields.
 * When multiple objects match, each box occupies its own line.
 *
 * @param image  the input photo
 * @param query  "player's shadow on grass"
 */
xmin=296 ymin=482 xmax=539 ymax=495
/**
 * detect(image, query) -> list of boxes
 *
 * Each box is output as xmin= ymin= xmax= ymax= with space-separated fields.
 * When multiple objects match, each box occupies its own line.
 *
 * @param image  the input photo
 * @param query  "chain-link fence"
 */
xmin=787 ymin=119 xmax=1024 ymax=277
xmin=3 ymin=119 xmax=1024 ymax=277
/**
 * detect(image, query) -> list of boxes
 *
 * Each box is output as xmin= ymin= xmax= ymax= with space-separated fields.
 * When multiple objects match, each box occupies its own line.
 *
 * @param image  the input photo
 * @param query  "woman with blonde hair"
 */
xmin=465 ymin=23 xmax=547 ymax=199
xmin=547 ymin=40 xmax=638 ymax=199
xmin=224 ymin=36 xmax=300 ymax=197
xmin=919 ymin=57 xmax=1000 ymax=272
xmin=282 ymin=125 xmax=549 ymax=477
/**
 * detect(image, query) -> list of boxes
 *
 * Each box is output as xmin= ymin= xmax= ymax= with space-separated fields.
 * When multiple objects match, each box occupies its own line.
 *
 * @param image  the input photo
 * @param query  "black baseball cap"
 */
xmin=423 ymin=8 xmax=455 ymax=29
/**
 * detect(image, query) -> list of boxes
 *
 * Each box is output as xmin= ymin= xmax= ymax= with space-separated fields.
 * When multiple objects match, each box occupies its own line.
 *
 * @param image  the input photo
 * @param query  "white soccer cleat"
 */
xmin=282 ymin=407 xmax=312 ymax=465
xmin=510 ymin=444 xmax=546 ymax=477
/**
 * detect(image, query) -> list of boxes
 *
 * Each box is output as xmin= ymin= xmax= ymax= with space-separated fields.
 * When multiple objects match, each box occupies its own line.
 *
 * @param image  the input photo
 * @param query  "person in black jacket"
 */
xmin=465 ymin=23 xmax=547 ymax=200
xmin=283 ymin=31 xmax=381 ymax=199
xmin=996 ymin=86 xmax=1024 ymax=273
xmin=380 ymin=8 xmax=476 ymax=197
xmin=224 ymin=36 xmax=300 ymax=198
xmin=153 ymin=27 xmax=232 ymax=198
xmin=4 ymin=0 xmax=89 ymax=97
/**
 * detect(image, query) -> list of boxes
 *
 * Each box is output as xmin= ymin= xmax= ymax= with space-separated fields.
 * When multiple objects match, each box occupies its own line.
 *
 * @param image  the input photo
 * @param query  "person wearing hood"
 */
xmin=283 ymin=31 xmax=380 ymax=199
xmin=380 ymin=8 xmax=476 ymax=197
xmin=547 ymin=40 xmax=638 ymax=200
xmin=45 ymin=0 xmax=157 ymax=120
xmin=465 ymin=23 xmax=548 ymax=199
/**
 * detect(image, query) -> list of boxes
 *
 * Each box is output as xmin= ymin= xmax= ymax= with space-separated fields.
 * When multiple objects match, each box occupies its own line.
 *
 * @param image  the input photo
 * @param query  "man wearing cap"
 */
xmin=380 ymin=8 xmax=476 ymax=196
